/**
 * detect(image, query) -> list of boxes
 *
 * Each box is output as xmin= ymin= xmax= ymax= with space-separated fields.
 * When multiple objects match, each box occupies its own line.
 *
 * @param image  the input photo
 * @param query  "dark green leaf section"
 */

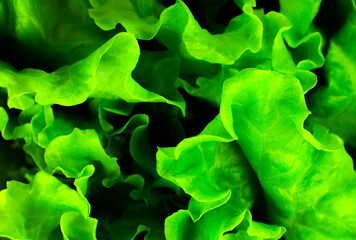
xmin=0 ymin=0 xmax=109 ymax=70
xmin=307 ymin=11 xmax=356 ymax=146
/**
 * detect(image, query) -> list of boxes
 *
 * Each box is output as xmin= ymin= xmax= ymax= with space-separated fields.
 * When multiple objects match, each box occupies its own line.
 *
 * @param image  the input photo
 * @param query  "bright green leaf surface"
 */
xmin=222 ymin=210 xmax=286 ymax=240
xmin=0 ymin=171 xmax=96 ymax=240
xmin=0 ymin=32 xmax=184 ymax=113
xmin=279 ymin=0 xmax=322 ymax=39
xmin=0 ymin=1 xmax=354 ymax=239
xmin=221 ymin=68 xmax=356 ymax=240
xmin=157 ymin=115 xmax=256 ymax=204
xmin=60 ymin=211 xmax=98 ymax=240
xmin=90 ymin=0 xmax=263 ymax=64
xmin=45 ymin=128 xmax=120 ymax=194
xmin=158 ymin=115 xmax=262 ymax=239
xmin=165 ymin=208 xmax=285 ymax=240
xmin=88 ymin=0 xmax=164 ymax=40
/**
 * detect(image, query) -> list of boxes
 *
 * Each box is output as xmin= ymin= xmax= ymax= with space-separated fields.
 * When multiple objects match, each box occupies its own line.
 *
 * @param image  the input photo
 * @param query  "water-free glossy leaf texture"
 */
xmin=0 ymin=0 xmax=355 ymax=239
xmin=220 ymin=68 xmax=356 ymax=240
xmin=0 ymin=0 xmax=108 ymax=68
xmin=268 ymin=13 xmax=323 ymax=92
xmin=45 ymin=128 xmax=120 ymax=195
xmin=307 ymin=11 xmax=356 ymax=146
xmin=0 ymin=103 xmax=51 ymax=169
xmin=231 ymin=9 xmax=323 ymax=93
xmin=157 ymin=115 xmax=256 ymax=204
xmin=165 ymin=208 xmax=285 ymax=240
xmin=37 ymin=115 xmax=76 ymax=149
xmin=0 ymin=107 xmax=11 ymax=140
xmin=60 ymin=211 xmax=98 ymax=240
xmin=0 ymin=171 xmax=97 ymax=240
xmin=128 ymin=115 xmax=158 ymax=178
xmin=165 ymin=207 xmax=244 ymax=240
xmin=0 ymin=131 xmax=35 ymax=191
xmin=271 ymin=28 xmax=321 ymax=93
xmin=181 ymin=67 xmax=237 ymax=107
xmin=20 ymin=105 xmax=55 ymax=170
xmin=222 ymin=210 xmax=286 ymax=240
xmin=279 ymin=0 xmax=322 ymax=39
xmin=92 ymin=98 xmax=135 ymax=133
xmin=133 ymin=50 xmax=186 ymax=114
xmin=158 ymin=115 xmax=262 ymax=239
xmin=103 ymin=113 xmax=158 ymax=178
xmin=158 ymin=0 xmax=263 ymax=65
xmin=275 ymin=18 xmax=324 ymax=91
xmin=0 ymin=32 xmax=183 ymax=112
xmin=88 ymin=0 xmax=164 ymax=40
xmin=187 ymin=9 xmax=320 ymax=106
xmin=179 ymin=1 xmax=263 ymax=64
xmin=277 ymin=0 xmax=325 ymax=86
xmin=90 ymin=0 xmax=263 ymax=64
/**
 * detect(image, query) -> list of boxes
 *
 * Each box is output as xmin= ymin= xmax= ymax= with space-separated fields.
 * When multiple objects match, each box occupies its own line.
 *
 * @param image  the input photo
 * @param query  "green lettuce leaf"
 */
xmin=307 ymin=11 xmax=356 ymax=146
xmin=44 ymin=128 xmax=120 ymax=195
xmin=158 ymin=115 xmax=263 ymax=239
xmin=0 ymin=1 xmax=354 ymax=239
xmin=0 ymin=0 xmax=108 ymax=68
xmin=165 ymin=208 xmax=285 ymax=240
xmin=181 ymin=66 xmax=237 ymax=107
xmin=0 ymin=171 xmax=97 ymax=240
xmin=92 ymin=98 xmax=135 ymax=133
xmin=90 ymin=0 xmax=263 ymax=64
xmin=0 ymin=103 xmax=50 ymax=169
xmin=279 ymin=0 xmax=322 ymax=40
xmin=231 ymin=9 xmax=323 ymax=93
xmin=60 ymin=211 xmax=98 ymax=240
xmin=157 ymin=115 xmax=256 ymax=204
xmin=88 ymin=0 xmax=164 ymax=40
xmin=220 ymin=68 xmax=356 ymax=240
xmin=157 ymin=0 xmax=263 ymax=64
xmin=222 ymin=210 xmax=286 ymax=240
xmin=132 ymin=50 xmax=186 ymax=114
xmin=0 ymin=32 xmax=184 ymax=113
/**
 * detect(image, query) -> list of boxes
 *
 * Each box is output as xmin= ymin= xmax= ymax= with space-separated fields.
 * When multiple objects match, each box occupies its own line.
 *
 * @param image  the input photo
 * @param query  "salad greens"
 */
xmin=0 ymin=0 xmax=355 ymax=239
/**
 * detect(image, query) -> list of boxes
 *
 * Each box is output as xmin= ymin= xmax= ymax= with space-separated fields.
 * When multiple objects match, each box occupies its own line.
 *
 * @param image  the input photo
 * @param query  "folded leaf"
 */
xmin=222 ymin=210 xmax=286 ymax=240
xmin=220 ymin=68 xmax=356 ymax=240
xmin=1 ymin=32 xmax=184 ymax=113
xmin=1 ymin=0 xmax=108 ymax=68
xmin=91 ymin=0 xmax=263 ymax=64
xmin=166 ymin=208 xmax=285 ymax=240
xmin=279 ymin=0 xmax=322 ymax=39
xmin=88 ymin=0 xmax=164 ymax=40
xmin=158 ymin=115 xmax=260 ymax=238
xmin=44 ymin=128 xmax=120 ymax=194
xmin=0 ymin=171 xmax=97 ymax=240
xmin=157 ymin=115 xmax=256 ymax=205
xmin=60 ymin=211 xmax=98 ymax=240
xmin=307 ymin=11 xmax=356 ymax=146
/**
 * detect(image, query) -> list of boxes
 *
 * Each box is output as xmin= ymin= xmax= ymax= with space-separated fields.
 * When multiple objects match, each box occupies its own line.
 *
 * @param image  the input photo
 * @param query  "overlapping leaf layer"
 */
xmin=0 ymin=0 xmax=355 ymax=239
